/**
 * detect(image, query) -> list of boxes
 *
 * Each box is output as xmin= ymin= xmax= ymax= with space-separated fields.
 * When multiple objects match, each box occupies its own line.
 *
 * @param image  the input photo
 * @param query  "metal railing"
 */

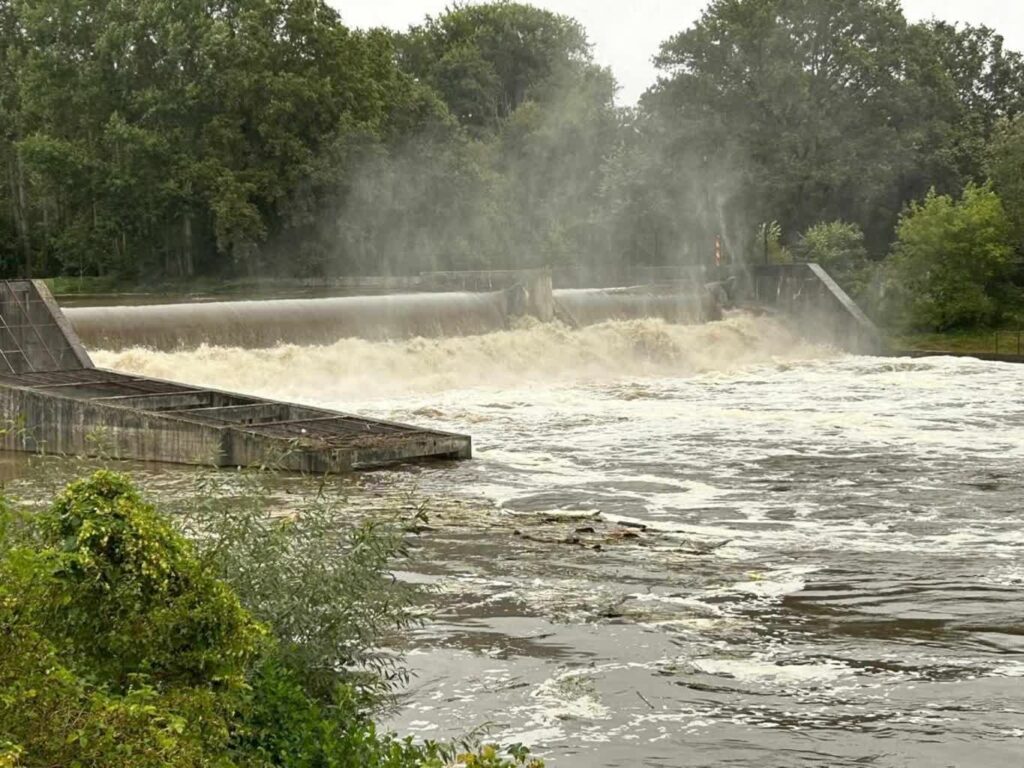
xmin=992 ymin=330 xmax=1024 ymax=356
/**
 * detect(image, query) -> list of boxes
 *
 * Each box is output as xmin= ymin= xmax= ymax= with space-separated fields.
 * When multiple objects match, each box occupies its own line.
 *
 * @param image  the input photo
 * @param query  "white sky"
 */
xmin=332 ymin=0 xmax=1024 ymax=104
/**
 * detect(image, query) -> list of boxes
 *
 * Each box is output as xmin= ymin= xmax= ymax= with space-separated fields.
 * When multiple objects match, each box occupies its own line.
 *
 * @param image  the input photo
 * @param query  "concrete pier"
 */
xmin=0 ymin=281 xmax=471 ymax=471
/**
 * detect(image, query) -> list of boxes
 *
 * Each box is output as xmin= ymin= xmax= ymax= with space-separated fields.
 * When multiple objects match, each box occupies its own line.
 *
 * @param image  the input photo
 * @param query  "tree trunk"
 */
xmin=10 ymin=156 xmax=32 ymax=277
xmin=183 ymin=214 xmax=194 ymax=277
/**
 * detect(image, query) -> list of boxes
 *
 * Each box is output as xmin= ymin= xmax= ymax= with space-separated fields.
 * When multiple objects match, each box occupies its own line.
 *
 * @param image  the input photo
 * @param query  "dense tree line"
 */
xmin=2 ymin=0 xmax=1024 ymax=328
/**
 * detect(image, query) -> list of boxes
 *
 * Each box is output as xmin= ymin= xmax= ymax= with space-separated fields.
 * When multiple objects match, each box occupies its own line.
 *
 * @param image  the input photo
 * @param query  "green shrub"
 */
xmin=179 ymin=469 xmax=425 ymax=705
xmin=34 ymin=472 xmax=265 ymax=691
xmin=0 ymin=472 xmax=251 ymax=766
xmin=0 ymin=471 xmax=542 ymax=768
xmin=884 ymin=184 xmax=1016 ymax=331
xmin=793 ymin=221 xmax=873 ymax=299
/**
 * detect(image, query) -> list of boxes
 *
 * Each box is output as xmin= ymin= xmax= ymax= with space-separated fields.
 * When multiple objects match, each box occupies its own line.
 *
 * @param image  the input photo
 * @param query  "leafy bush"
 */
xmin=884 ymin=184 xmax=1016 ymax=330
xmin=35 ymin=472 xmax=265 ymax=690
xmin=0 ymin=472 xmax=255 ymax=766
xmin=793 ymin=221 xmax=873 ymax=299
xmin=755 ymin=220 xmax=791 ymax=264
xmin=0 ymin=471 xmax=542 ymax=768
xmin=986 ymin=116 xmax=1024 ymax=244
xmin=178 ymin=469 xmax=426 ymax=705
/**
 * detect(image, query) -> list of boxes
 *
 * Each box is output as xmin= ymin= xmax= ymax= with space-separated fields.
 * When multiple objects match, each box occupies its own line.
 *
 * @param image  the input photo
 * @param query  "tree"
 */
xmin=643 ymin=0 xmax=1024 ymax=258
xmin=3 ymin=0 xmax=1024 ymax=286
xmin=397 ymin=2 xmax=596 ymax=135
xmin=0 ymin=0 xmax=451 ymax=282
xmin=793 ymin=221 xmax=871 ymax=297
xmin=385 ymin=2 xmax=620 ymax=272
xmin=986 ymin=116 xmax=1024 ymax=245
xmin=885 ymin=184 xmax=1015 ymax=330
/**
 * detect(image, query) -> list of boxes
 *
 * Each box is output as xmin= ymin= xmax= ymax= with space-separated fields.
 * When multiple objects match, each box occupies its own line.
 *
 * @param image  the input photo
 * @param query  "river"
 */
xmin=94 ymin=315 xmax=1024 ymax=767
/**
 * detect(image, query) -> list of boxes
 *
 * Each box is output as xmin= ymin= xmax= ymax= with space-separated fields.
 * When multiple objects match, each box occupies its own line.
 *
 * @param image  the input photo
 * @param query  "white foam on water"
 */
xmin=497 ymin=669 xmax=611 ymax=748
xmin=95 ymin=315 xmax=823 ymax=401
xmin=93 ymin=309 xmax=1024 ymax=765
xmin=692 ymin=656 xmax=854 ymax=686
xmin=705 ymin=564 xmax=818 ymax=599
xmin=530 ymin=670 xmax=611 ymax=721
xmin=982 ymin=564 xmax=1024 ymax=587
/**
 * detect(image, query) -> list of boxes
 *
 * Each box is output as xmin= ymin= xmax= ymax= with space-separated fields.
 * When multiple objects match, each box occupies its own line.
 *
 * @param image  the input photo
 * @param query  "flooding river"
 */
xmin=94 ymin=316 xmax=1024 ymax=767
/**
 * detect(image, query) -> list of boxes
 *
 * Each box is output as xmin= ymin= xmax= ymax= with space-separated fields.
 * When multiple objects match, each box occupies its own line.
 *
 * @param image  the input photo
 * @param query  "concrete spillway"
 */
xmin=65 ymin=291 xmax=512 ymax=350
xmin=60 ymin=266 xmax=877 ymax=355
xmin=0 ymin=265 xmax=877 ymax=471
xmin=0 ymin=280 xmax=471 ymax=471
xmin=62 ymin=273 xmax=714 ymax=352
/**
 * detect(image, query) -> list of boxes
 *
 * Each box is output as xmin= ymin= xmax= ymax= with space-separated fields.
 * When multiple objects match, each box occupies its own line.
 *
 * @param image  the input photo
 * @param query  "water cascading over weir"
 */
xmin=63 ymin=270 xmax=717 ymax=351
xmin=0 ymin=265 xmax=879 ymax=471
xmin=0 ymin=280 xmax=471 ymax=471
xmin=60 ymin=266 xmax=880 ymax=355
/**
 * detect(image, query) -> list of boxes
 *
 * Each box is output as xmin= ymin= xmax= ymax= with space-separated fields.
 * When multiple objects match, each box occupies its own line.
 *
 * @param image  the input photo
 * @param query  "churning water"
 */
xmin=96 ymin=315 xmax=1024 ymax=767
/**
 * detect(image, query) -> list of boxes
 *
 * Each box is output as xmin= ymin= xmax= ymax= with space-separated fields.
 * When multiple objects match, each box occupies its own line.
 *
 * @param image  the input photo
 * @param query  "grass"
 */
xmin=890 ymin=328 xmax=1024 ymax=356
xmin=42 ymin=277 xmax=297 ymax=306
xmin=42 ymin=275 xmax=412 ymax=302
xmin=44 ymin=275 xmax=279 ymax=297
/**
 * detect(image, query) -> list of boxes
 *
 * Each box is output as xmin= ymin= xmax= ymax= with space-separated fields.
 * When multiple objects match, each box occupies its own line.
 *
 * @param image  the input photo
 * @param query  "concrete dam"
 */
xmin=0 ymin=280 xmax=471 ymax=471
xmin=63 ymin=280 xmax=714 ymax=351
xmin=0 ymin=265 xmax=878 ymax=470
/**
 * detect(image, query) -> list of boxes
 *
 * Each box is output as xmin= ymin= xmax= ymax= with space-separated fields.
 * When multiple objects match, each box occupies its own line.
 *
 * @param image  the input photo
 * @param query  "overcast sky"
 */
xmin=333 ymin=1 xmax=1024 ymax=104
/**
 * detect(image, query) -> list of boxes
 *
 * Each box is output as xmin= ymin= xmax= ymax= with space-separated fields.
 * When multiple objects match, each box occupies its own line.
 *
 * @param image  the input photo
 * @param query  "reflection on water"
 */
xmin=44 ymin=320 xmax=1024 ymax=765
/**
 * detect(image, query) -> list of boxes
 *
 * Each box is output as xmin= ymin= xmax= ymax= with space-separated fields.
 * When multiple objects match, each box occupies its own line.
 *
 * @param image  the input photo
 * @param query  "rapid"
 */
xmin=95 ymin=314 xmax=1024 ymax=767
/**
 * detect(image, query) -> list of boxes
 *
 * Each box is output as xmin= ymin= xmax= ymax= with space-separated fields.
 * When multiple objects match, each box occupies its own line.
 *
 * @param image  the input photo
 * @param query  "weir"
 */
xmin=0 ymin=265 xmax=878 ymax=471
xmin=60 ymin=264 xmax=877 ymax=354
xmin=0 ymin=280 xmax=471 ymax=471
xmin=63 ymin=270 xmax=719 ymax=351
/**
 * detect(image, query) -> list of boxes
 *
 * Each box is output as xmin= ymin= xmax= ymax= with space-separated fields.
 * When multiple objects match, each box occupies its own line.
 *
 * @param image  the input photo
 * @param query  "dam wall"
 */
xmin=0 ymin=280 xmax=471 ymax=471
xmin=66 ymin=291 xmax=512 ymax=350
xmin=0 ymin=280 xmax=93 ymax=374
xmin=59 ymin=265 xmax=877 ymax=357
xmin=63 ymin=270 xmax=720 ymax=351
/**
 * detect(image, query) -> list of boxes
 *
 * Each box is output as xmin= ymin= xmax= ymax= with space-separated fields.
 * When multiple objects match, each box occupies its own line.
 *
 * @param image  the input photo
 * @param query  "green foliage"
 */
xmin=0 ymin=0 xmax=443 ymax=280
xmin=0 ymin=471 xmax=542 ymax=768
xmin=986 ymin=116 xmax=1024 ymax=243
xmin=0 ymin=471 xmax=259 ymax=766
xmin=36 ymin=472 xmax=265 ymax=690
xmin=885 ymin=185 xmax=1016 ymax=330
xmin=4 ymin=0 xmax=1024 ymax=325
xmin=646 ymin=0 xmax=1024 ymax=256
xmin=755 ymin=221 xmax=790 ymax=265
xmin=399 ymin=2 xmax=594 ymax=133
xmin=179 ymin=469 xmax=425 ymax=704
xmin=235 ymin=660 xmax=544 ymax=768
xmin=793 ymin=221 xmax=872 ymax=297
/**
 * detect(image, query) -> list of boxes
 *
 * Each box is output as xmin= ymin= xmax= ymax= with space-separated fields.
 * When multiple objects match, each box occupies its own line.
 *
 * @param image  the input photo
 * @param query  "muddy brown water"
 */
xmin=23 ymin=316 xmax=1024 ymax=766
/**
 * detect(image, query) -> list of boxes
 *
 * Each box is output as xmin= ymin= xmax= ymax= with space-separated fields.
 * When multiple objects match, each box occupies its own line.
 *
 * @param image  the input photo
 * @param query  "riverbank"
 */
xmin=889 ymin=329 xmax=1024 ymax=362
